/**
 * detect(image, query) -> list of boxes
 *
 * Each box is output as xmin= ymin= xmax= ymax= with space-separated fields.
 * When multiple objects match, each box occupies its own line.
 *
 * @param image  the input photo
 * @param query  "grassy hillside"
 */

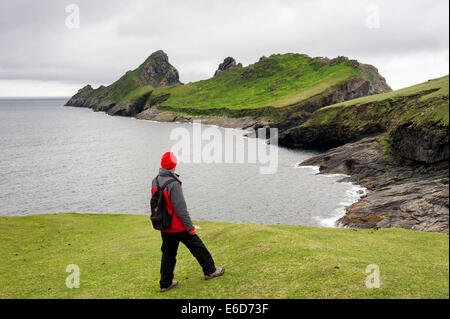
xmin=67 ymin=52 xmax=392 ymax=120
xmin=303 ymin=75 xmax=449 ymax=128
xmin=80 ymin=50 xmax=177 ymax=106
xmin=150 ymin=54 xmax=360 ymax=110
xmin=0 ymin=214 xmax=448 ymax=299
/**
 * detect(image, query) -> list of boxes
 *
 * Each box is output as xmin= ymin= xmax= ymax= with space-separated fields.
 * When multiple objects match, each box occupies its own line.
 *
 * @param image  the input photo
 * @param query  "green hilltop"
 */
xmin=152 ymin=54 xmax=361 ymax=110
xmin=66 ymin=50 xmax=392 ymax=119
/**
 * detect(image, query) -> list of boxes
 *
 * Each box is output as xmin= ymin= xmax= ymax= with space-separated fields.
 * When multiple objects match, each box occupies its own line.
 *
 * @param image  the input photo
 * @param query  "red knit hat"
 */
xmin=161 ymin=152 xmax=177 ymax=170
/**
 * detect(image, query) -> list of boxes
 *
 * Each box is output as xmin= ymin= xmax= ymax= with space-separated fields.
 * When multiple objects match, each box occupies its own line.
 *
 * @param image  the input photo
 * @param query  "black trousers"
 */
xmin=160 ymin=231 xmax=216 ymax=289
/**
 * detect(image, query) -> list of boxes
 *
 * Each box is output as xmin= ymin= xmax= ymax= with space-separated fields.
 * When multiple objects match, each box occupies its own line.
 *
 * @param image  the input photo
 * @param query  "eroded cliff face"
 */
xmin=65 ymin=84 xmax=94 ymax=107
xmin=390 ymin=123 xmax=449 ymax=164
xmin=270 ymin=76 xmax=389 ymax=139
xmin=137 ymin=50 xmax=180 ymax=87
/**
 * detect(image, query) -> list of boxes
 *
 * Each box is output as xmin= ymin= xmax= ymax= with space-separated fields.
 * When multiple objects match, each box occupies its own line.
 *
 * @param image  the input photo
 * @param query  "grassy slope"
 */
xmin=303 ymin=75 xmax=449 ymax=128
xmin=0 ymin=214 xmax=448 ymax=299
xmin=83 ymin=52 xmax=174 ymax=105
xmin=150 ymin=54 xmax=360 ymax=110
xmin=84 ymin=69 xmax=146 ymax=105
xmin=86 ymin=53 xmax=361 ymax=113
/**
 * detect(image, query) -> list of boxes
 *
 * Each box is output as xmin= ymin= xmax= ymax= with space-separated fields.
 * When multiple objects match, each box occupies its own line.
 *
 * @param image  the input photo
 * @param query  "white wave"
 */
xmin=320 ymin=173 xmax=350 ymax=178
xmin=295 ymin=164 xmax=320 ymax=174
xmin=316 ymin=183 xmax=367 ymax=228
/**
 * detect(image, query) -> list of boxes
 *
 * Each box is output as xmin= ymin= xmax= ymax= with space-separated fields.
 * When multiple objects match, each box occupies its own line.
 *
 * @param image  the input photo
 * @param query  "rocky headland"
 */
xmin=66 ymin=50 xmax=391 ymax=129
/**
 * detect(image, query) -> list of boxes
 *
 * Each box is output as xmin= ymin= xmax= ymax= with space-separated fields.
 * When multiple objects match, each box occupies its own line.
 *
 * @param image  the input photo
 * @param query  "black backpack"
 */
xmin=150 ymin=177 xmax=178 ymax=230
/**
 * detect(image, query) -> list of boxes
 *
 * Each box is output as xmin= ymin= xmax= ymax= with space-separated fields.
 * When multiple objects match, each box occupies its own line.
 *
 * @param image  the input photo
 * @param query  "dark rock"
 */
xmin=64 ymin=85 xmax=93 ymax=107
xmin=278 ymin=123 xmax=384 ymax=149
xmin=390 ymin=122 xmax=449 ymax=163
xmin=108 ymin=91 xmax=152 ymax=117
xmin=214 ymin=57 xmax=242 ymax=76
xmin=138 ymin=50 xmax=180 ymax=87
xmin=301 ymin=135 xmax=449 ymax=233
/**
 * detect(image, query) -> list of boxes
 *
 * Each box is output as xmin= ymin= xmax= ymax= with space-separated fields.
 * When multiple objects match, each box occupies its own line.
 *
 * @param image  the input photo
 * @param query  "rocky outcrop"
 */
xmin=65 ymin=85 xmax=94 ymax=107
xmin=137 ymin=50 xmax=180 ymax=87
xmin=356 ymin=62 xmax=392 ymax=94
xmin=301 ymin=135 xmax=449 ymax=233
xmin=107 ymin=91 xmax=152 ymax=117
xmin=390 ymin=123 xmax=449 ymax=163
xmin=276 ymin=124 xmax=384 ymax=149
xmin=214 ymin=57 xmax=242 ymax=76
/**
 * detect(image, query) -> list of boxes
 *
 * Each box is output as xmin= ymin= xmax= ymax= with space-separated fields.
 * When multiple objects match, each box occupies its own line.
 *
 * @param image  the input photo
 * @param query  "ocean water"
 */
xmin=0 ymin=98 xmax=365 ymax=227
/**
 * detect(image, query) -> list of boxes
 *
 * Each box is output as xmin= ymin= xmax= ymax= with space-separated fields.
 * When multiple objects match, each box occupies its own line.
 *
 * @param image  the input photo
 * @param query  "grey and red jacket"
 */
xmin=151 ymin=168 xmax=195 ymax=234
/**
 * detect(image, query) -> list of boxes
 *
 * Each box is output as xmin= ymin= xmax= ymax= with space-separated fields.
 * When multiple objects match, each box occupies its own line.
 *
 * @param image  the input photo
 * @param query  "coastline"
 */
xmin=300 ymin=135 xmax=449 ymax=233
xmin=295 ymin=164 xmax=368 ymax=228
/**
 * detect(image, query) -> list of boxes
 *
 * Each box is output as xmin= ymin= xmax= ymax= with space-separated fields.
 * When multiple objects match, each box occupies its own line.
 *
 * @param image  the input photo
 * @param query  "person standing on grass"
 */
xmin=152 ymin=151 xmax=225 ymax=292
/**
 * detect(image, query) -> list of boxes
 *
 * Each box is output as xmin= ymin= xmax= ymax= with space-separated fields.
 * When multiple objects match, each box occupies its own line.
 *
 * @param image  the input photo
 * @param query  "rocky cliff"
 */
xmin=301 ymin=135 xmax=449 ymax=233
xmin=296 ymin=76 xmax=449 ymax=233
xmin=278 ymin=76 xmax=448 ymax=160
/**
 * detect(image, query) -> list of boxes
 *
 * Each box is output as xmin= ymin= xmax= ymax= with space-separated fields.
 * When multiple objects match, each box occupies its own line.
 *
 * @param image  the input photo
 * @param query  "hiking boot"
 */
xmin=204 ymin=267 xmax=225 ymax=280
xmin=160 ymin=280 xmax=178 ymax=292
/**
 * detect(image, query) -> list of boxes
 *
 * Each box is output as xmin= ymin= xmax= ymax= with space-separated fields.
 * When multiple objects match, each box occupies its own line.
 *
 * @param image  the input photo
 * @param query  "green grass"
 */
xmin=120 ymin=85 xmax=154 ymax=104
xmin=84 ymin=51 xmax=168 ymax=106
xmin=304 ymin=75 xmax=449 ymax=129
xmin=82 ymin=53 xmax=366 ymax=114
xmin=152 ymin=53 xmax=360 ymax=110
xmin=379 ymin=133 xmax=392 ymax=159
xmin=0 ymin=214 xmax=448 ymax=299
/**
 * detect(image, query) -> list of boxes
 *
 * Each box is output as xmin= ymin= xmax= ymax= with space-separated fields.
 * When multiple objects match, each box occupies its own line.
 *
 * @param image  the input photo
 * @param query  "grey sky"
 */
xmin=0 ymin=0 xmax=448 ymax=96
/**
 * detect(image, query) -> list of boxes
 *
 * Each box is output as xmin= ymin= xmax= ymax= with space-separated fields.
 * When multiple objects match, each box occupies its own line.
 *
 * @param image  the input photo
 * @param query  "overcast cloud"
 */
xmin=0 ymin=0 xmax=448 ymax=96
